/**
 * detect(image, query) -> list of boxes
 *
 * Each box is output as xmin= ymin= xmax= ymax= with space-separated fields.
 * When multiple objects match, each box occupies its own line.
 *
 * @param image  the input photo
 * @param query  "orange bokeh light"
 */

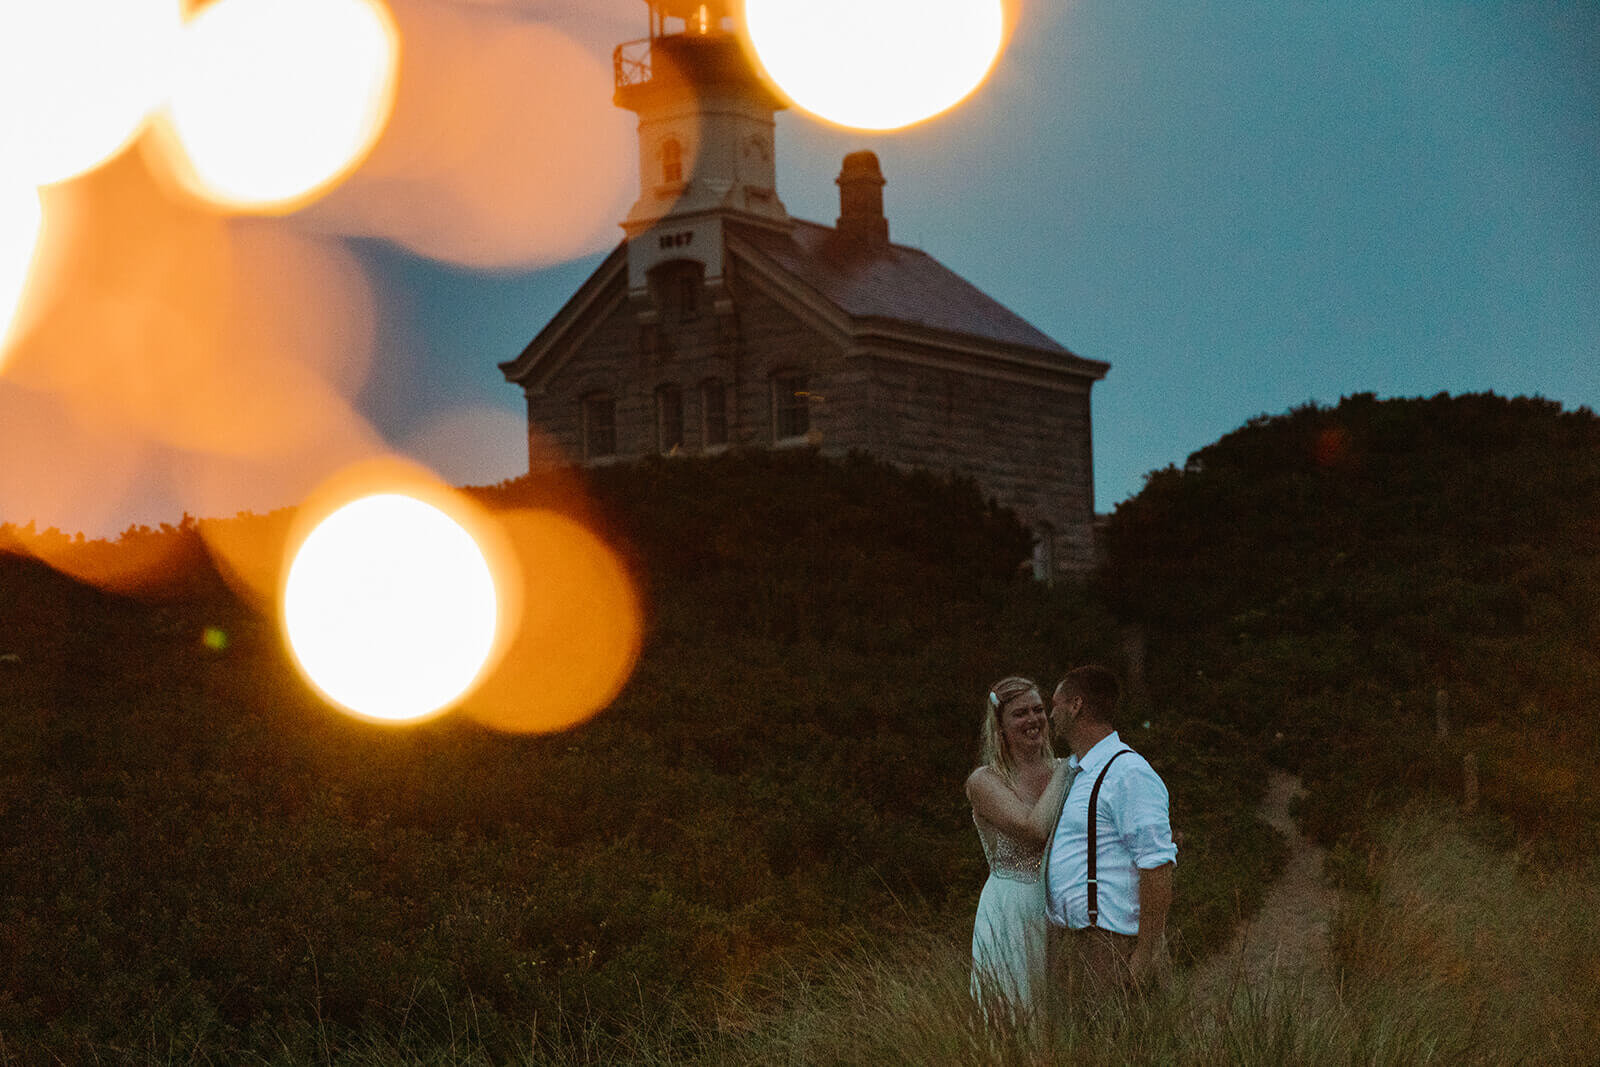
xmin=462 ymin=508 xmax=642 ymax=735
xmin=279 ymin=459 xmax=519 ymax=724
xmin=1 ymin=0 xmax=640 ymax=656
xmin=0 ymin=0 xmax=180 ymax=187
xmin=0 ymin=184 xmax=44 ymax=364
xmin=297 ymin=0 xmax=633 ymax=269
xmin=152 ymin=0 xmax=399 ymax=214
xmin=742 ymin=0 xmax=1009 ymax=131
xmin=0 ymin=385 xmax=197 ymax=596
xmin=7 ymin=148 xmax=379 ymax=458
xmin=0 ymin=146 xmax=386 ymax=590
xmin=284 ymin=494 xmax=498 ymax=724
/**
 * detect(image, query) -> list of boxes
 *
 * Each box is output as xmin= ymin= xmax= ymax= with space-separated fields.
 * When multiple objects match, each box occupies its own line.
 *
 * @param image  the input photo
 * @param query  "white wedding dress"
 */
xmin=970 ymin=802 xmax=1050 ymax=1012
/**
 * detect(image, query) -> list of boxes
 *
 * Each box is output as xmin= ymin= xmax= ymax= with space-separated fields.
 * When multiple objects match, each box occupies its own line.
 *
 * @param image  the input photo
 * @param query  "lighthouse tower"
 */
xmin=612 ymin=1 xmax=790 ymax=310
xmin=503 ymin=1 xmax=1110 ymax=577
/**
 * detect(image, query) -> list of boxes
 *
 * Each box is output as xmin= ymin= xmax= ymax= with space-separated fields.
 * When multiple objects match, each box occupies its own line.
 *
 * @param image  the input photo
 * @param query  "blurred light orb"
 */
xmin=743 ymin=0 xmax=1005 ymax=130
xmin=462 ymin=509 xmax=642 ymax=735
xmin=0 ymin=0 xmax=180 ymax=187
xmin=162 ymin=0 xmax=399 ymax=212
xmin=0 ymin=185 xmax=43 ymax=362
xmin=283 ymin=493 xmax=498 ymax=723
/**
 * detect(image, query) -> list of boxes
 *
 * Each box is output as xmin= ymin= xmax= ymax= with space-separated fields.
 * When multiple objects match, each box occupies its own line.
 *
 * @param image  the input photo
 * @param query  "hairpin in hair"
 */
xmin=988 ymin=691 xmax=1000 ymax=710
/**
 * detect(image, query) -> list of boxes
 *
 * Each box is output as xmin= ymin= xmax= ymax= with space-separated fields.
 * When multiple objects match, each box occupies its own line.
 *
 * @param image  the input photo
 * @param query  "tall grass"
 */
xmin=698 ymin=806 xmax=1600 ymax=1066
xmin=1331 ymin=803 xmax=1600 ymax=1065
xmin=697 ymin=929 xmax=1399 ymax=1066
xmin=21 ymin=803 xmax=1595 ymax=1064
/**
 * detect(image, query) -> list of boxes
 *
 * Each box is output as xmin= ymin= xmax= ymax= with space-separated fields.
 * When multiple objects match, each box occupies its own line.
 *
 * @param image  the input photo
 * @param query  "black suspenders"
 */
xmin=1085 ymin=750 xmax=1134 ymax=930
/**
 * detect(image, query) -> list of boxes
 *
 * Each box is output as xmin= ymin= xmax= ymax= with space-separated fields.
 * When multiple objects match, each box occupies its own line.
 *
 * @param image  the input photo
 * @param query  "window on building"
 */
xmin=677 ymin=271 xmax=699 ymax=321
xmin=772 ymin=372 xmax=809 ymax=440
xmin=647 ymin=260 xmax=702 ymax=328
xmin=662 ymin=138 xmax=683 ymax=184
xmin=655 ymin=383 xmax=683 ymax=453
xmin=581 ymin=392 xmax=616 ymax=459
xmin=700 ymin=378 xmax=727 ymax=448
xmin=638 ymin=322 xmax=662 ymax=359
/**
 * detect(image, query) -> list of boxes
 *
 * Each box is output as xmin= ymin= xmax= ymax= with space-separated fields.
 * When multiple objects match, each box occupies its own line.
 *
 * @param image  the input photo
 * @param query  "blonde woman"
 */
xmin=966 ymin=676 xmax=1076 ymax=1014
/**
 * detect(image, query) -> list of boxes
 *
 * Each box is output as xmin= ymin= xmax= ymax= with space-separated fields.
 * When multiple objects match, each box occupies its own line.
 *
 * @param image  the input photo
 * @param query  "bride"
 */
xmin=965 ymin=676 xmax=1075 ymax=1015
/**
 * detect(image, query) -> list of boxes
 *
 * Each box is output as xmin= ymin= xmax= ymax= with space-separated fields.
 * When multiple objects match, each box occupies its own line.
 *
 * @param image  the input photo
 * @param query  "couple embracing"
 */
xmin=966 ymin=666 xmax=1177 ymax=1020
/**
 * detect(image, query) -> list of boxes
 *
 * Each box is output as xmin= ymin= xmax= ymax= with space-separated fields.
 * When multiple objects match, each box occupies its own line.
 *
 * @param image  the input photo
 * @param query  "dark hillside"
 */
xmin=0 ymin=449 xmax=1276 ymax=1060
xmin=1102 ymin=392 xmax=1600 ymax=864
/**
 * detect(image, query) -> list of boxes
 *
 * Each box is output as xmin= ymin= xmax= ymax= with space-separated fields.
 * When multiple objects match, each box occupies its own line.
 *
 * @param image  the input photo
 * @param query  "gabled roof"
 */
xmin=501 ymin=218 xmax=1109 ymax=388
xmin=499 ymin=243 xmax=627 ymax=386
xmin=731 ymin=219 xmax=1107 ymax=377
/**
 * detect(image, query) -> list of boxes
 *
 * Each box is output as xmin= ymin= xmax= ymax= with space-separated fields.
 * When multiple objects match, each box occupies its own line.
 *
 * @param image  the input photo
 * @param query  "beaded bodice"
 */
xmin=973 ymin=808 xmax=1046 ymax=884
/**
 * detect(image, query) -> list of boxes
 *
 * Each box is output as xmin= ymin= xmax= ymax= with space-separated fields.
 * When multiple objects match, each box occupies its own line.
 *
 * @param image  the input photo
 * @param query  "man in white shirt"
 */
xmin=1043 ymin=665 xmax=1177 ymax=997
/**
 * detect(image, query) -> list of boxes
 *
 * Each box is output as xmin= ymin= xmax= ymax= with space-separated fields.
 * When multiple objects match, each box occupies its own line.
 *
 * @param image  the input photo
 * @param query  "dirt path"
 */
xmin=1188 ymin=771 xmax=1338 ymax=1008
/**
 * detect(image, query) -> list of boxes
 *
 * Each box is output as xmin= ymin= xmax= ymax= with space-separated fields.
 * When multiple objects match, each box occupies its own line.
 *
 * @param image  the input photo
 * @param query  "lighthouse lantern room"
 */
xmin=613 ymin=0 xmax=791 ymax=305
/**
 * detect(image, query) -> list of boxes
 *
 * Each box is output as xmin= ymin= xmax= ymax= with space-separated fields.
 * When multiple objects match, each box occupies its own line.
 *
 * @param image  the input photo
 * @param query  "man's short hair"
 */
xmin=1057 ymin=665 xmax=1121 ymax=728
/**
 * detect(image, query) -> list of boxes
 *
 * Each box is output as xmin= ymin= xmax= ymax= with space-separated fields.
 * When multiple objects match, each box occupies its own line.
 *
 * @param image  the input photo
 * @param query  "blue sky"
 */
xmin=366 ymin=1 xmax=1598 ymax=513
xmin=12 ymin=1 xmax=1587 ymax=534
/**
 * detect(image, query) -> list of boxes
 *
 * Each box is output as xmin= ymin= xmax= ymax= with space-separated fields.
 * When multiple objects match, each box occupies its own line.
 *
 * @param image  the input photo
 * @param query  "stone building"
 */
xmin=500 ymin=1 xmax=1108 ymax=574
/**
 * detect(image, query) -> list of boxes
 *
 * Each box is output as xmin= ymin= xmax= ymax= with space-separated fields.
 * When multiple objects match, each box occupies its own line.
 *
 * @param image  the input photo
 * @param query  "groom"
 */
xmin=1042 ymin=665 xmax=1177 ymax=996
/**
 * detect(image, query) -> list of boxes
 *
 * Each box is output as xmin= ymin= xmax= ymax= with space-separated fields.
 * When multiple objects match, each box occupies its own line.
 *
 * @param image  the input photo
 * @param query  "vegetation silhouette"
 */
xmin=0 ymin=448 xmax=1276 ymax=1059
xmin=1101 ymin=391 xmax=1600 ymax=869
xmin=4 ymin=390 xmax=1595 ymax=1060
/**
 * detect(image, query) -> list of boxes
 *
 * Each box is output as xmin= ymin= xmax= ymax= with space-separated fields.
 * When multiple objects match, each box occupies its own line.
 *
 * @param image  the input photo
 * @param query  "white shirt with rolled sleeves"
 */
xmin=1043 ymin=732 xmax=1177 ymax=934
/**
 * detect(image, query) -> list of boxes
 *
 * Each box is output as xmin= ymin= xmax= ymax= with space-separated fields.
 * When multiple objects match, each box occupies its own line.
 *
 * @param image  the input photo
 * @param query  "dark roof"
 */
xmin=733 ymin=219 xmax=1085 ymax=361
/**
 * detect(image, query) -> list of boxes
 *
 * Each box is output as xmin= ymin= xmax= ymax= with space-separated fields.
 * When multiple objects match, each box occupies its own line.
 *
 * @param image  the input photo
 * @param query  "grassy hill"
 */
xmin=1101 ymin=392 xmax=1600 ymax=867
xmin=11 ymin=391 xmax=1589 ymax=1062
xmin=0 ymin=449 xmax=1276 ymax=1062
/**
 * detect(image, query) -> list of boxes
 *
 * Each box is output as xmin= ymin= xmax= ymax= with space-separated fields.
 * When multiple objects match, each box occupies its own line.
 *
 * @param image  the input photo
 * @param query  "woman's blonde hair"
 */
xmin=979 ymin=675 xmax=1052 ymax=784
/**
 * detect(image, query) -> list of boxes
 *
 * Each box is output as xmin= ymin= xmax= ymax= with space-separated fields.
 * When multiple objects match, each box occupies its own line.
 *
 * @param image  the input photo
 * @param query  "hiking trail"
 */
xmin=1188 ymin=771 xmax=1339 ymax=1009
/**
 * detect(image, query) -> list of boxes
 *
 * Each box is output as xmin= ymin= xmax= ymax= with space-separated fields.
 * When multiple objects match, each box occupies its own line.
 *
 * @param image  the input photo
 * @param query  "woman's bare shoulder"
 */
xmin=965 ymin=764 xmax=1003 ymax=798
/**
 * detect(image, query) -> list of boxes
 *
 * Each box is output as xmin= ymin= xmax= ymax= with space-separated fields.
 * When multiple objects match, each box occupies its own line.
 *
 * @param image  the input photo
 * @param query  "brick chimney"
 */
xmin=835 ymin=151 xmax=888 ymax=249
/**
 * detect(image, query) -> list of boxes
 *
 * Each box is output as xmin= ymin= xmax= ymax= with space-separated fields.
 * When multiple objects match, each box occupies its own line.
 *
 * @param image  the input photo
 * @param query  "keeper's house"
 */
xmin=500 ymin=1 xmax=1108 ymax=575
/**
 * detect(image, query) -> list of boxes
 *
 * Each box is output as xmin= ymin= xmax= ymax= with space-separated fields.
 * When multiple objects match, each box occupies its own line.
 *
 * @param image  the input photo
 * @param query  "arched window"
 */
xmin=581 ymin=391 xmax=616 ymax=460
xmin=771 ymin=371 xmax=810 ymax=441
xmin=647 ymin=259 xmax=702 ymax=326
xmin=700 ymin=378 xmax=728 ymax=448
xmin=661 ymin=137 xmax=683 ymax=184
xmin=655 ymin=383 xmax=683 ymax=453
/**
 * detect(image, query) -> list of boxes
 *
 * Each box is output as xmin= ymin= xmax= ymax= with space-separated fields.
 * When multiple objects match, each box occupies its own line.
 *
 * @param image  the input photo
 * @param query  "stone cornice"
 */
xmin=845 ymin=342 xmax=1094 ymax=393
xmin=848 ymin=319 xmax=1109 ymax=383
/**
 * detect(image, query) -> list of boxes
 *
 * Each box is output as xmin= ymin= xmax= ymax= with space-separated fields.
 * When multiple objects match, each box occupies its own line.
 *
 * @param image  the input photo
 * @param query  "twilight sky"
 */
xmin=5 ymin=0 xmax=1597 ymax=533
xmin=375 ymin=0 xmax=1599 ymax=514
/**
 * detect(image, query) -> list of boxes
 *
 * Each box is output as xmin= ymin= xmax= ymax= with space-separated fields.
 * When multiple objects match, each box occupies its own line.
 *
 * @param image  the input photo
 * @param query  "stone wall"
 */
xmin=525 ymin=262 xmax=849 ymax=458
xmin=847 ymin=355 xmax=1097 ymax=575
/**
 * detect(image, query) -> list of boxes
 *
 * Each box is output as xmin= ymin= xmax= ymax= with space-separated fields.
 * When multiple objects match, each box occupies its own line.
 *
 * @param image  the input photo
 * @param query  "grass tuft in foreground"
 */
xmin=700 ymin=805 xmax=1600 ymax=1066
xmin=1331 ymin=802 xmax=1600 ymax=1065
